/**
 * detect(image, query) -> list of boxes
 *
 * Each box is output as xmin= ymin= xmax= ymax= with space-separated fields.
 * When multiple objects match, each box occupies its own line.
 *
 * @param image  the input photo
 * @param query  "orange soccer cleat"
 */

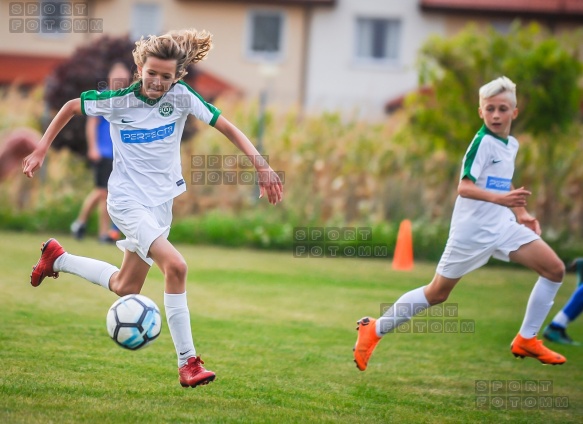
xmin=353 ymin=317 xmax=382 ymax=371
xmin=511 ymin=333 xmax=566 ymax=365
xmin=179 ymin=356 xmax=216 ymax=388
xmin=30 ymin=238 xmax=65 ymax=287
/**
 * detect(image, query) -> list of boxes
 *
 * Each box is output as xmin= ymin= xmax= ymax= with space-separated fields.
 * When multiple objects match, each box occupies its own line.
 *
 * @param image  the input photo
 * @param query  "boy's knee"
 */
xmin=424 ymin=286 xmax=449 ymax=305
xmin=165 ymin=258 xmax=188 ymax=282
xmin=109 ymin=276 xmax=141 ymax=297
xmin=111 ymin=284 xmax=141 ymax=297
xmin=548 ymin=260 xmax=565 ymax=283
xmin=426 ymin=292 xmax=448 ymax=306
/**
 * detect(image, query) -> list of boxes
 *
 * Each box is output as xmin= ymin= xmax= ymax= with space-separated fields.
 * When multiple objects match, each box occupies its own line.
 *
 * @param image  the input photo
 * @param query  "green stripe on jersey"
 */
xmin=483 ymin=125 xmax=509 ymax=144
xmin=462 ymin=125 xmax=510 ymax=181
xmin=81 ymin=82 xmax=141 ymax=115
xmin=178 ymin=80 xmax=221 ymax=126
xmin=461 ymin=125 xmax=487 ymax=182
xmin=82 ymin=82 xmax=139 ymax=101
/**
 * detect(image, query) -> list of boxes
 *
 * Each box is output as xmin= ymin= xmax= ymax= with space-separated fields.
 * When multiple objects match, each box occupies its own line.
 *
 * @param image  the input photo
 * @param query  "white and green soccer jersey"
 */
xmin=448 ymin=125 xmax=519 ymax=246
xmin=81 ymin=80 xmax=221 ymax=206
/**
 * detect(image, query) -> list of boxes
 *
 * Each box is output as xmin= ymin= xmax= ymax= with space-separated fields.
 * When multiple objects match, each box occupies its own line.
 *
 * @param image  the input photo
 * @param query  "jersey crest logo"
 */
xmin=159 ymin=102 xmax=174 ymax=117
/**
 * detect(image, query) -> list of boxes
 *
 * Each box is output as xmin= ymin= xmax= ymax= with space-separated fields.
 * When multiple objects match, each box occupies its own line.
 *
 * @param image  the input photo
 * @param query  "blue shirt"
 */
xmin=96 ymin=115 xmax=113 ymax=159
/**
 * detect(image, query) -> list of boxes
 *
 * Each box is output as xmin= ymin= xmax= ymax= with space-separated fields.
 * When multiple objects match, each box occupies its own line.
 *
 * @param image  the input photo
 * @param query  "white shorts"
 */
xmin=107 ymin=198 xmax=173 ymax=266
xmin=436 ymin=222 xmax=539 ymax=279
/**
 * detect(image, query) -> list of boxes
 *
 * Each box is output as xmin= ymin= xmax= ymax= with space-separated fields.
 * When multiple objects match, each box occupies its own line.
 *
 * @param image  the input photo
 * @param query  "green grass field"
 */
xmin=1 ymin=231 xmax=582 ymax=423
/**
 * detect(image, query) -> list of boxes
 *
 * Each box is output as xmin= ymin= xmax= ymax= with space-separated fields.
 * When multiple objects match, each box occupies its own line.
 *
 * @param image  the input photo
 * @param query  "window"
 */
xmin=355 ymin=17 xmax=401 ymax=63
xmin=40 ymin=0 xmax=66 ymax=37
xmin=248 ymin=10 xmax=284 ymax=61
xmin=131 ymin=3 xmax=162 ymax=41
xmin=492 ymin=20 xmax=512 ymax=35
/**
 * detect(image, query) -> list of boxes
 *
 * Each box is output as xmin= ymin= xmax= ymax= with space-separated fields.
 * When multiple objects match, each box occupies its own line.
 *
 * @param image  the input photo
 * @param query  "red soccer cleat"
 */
xmin=179 ymin=356 xmax=216 ymax=388
xmin=30 ymin=238 xmax=65 ymax=287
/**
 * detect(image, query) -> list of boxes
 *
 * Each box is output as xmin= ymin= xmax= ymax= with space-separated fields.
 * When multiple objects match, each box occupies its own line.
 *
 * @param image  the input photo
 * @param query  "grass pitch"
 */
xmin=1 ymin=231 xmax=582 ymax=423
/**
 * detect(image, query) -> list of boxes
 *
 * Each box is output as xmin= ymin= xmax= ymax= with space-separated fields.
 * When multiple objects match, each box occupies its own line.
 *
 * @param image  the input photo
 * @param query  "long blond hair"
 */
xmin=132 ymin=29 xmax=212 ymax=81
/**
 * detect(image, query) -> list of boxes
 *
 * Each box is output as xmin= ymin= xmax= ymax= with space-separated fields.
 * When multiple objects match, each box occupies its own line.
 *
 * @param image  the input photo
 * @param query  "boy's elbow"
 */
xmin=457 ymin=184 xmax=469 ymax=198
xmin=65 ymin=98 xmax=82 ymax=116
xmin=457 ymin=177 xmax=474 ymax=198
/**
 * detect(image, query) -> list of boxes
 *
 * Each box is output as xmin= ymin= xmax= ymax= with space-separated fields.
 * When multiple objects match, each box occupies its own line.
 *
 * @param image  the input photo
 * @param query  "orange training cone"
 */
xmin=392 ymin=219 xmax=414 ymax=271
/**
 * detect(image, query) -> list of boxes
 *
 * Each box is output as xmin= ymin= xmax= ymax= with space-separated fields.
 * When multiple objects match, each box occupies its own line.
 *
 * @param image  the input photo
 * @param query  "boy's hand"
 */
xmin=499 ymin=186 xmax=531 ymax=208
xmin=258 ymin=168 xmax=283 ymax=205
xmin=22 ymin=149 xmax=46 ymax=178
xmin=517 ymin=213 xmax=541 ymax=235
xmin=87 ymin=147 xmax=101 ymax=163
xmin=506 ymin=186 xmax=540 ymax=235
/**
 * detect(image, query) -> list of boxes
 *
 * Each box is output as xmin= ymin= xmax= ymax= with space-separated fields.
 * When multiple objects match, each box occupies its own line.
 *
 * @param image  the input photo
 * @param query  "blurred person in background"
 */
xmin=544 ymin=258 xmax=583 ymax=345
xmin=0 ymin=128 xmax=38 ymax=182
xmin=70 ymin=62 xmax=130 ymax=243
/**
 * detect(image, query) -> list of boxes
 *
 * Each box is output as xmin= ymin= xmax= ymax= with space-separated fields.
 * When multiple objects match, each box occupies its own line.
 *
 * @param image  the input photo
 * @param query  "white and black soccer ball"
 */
xmin=106 ymin=294 xmax=162 ymax=350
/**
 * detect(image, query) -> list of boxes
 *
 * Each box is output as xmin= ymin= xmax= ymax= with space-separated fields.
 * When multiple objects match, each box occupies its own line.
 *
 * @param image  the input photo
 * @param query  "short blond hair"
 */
xmin=479 ymin=76 xmax=517 ymax=107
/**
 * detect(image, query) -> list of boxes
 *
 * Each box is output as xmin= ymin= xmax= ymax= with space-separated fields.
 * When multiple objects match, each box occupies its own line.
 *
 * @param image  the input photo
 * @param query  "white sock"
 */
xmin=164 ymin=292 xmax=196 ymax=367
xmin=519 ymin=276 xmax=562 ymax=338
xmin=376 ymin=286 xmax=430 ymax=337
xmin=54 ymin=253 xmax=118 ymax=290
xmin=551 ymin=310 xmax=570 ymax=328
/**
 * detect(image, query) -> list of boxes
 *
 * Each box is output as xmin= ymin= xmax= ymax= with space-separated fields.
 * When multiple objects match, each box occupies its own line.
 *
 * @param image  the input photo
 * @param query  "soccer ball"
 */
xmin=106 ymin=294 xmax=162 ymax=350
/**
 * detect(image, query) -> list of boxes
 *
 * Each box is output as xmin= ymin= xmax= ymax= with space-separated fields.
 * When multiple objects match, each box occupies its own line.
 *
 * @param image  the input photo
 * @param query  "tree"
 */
xmin=402 ymin=22 xmax=582 ymax=230
xmin=44 ymin=35 xmax=135 ymax=155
